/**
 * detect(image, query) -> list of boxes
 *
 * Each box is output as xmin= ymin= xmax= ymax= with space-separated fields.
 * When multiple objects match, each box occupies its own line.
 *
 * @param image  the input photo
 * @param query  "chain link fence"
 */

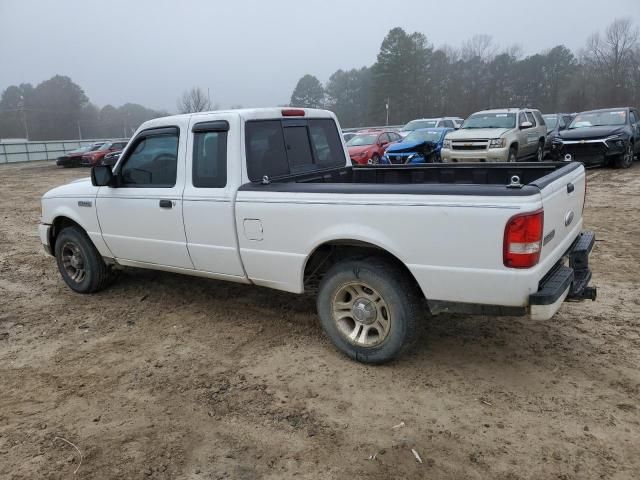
xmin=0 ymin=138 xmax=128 ymax=164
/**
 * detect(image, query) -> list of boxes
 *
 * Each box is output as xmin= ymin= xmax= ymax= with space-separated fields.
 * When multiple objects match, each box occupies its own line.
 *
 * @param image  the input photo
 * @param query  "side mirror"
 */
xmin=91 ymin=165 xmax=114 ymax=187
xmin=520 ymin=121 xmax=533 ymax=129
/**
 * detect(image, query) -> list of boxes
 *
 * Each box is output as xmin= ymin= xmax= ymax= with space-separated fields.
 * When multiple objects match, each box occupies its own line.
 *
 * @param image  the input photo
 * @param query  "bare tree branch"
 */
xmin=177 ymin=87 xmax=212 ymax=114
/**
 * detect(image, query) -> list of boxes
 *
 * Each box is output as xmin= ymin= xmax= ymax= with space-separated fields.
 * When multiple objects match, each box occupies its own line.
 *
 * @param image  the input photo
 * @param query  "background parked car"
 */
xmin=56 ymin=142 xmax=106 ymax=168
xmin=80 ymin=140 xmax=128 ymax=167
xmin=346 ymin=130 xmax=402 ymax=164
xmin=554 ymin=107 xmax=640 ymax=168
xmin=441 ymin=108 xmax=547 ymax=163
xmin=543 ymin=113 xmax=575 ymax=158
xmin=398 ymin=118 xmax=458 ymax=137
xmin=381 ymin=127 xmax=453 ymax=164
xmin=342 ymin=132 xmax=357 ymax=143
xmin=100 ymin=150 xmax=122 ymax=167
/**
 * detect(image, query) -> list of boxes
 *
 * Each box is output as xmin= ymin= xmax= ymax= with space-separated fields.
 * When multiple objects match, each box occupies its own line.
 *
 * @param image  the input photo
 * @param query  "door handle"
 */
xmin=159 ymin=199 xmax=173 ymax=208
xmin=567 ymin=183 xmax=575 ymax=194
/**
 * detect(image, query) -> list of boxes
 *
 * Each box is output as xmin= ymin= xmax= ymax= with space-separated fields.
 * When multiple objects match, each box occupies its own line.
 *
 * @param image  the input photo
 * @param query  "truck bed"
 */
xmin=240 ymin=162 xmax=581 ymax=197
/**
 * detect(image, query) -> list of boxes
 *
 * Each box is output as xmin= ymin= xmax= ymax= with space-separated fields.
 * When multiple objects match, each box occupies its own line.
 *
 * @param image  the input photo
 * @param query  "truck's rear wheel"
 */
xmin=54 ymin=226 xmax=114 ymax=293
xmin=316 ymin=258 xmax=420 ymax=363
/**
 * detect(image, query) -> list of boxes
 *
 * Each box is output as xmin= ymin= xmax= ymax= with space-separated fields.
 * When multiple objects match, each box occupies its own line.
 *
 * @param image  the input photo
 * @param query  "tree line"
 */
xmin=0 ymin=75 xmax=171 ymax=141
xmin=290 ymin=18 xmax=640 ymax=128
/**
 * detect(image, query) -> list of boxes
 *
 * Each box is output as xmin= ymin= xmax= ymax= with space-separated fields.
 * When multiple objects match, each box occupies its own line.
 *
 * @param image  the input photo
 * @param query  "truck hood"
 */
xmin=558 ymin=126 xmax=627 ymax=140
xmin=446 ymin=128 xmax=511 ymax=140
xmin=386 ymin=140 xmax=439 ymax=154
xmin=42 ymin=177 xmax=96 ymax=199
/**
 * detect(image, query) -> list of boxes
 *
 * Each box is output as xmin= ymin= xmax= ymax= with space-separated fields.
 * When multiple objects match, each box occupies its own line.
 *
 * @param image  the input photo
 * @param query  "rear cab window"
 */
xmin=245 ymin=118 xmax=345 ymax=181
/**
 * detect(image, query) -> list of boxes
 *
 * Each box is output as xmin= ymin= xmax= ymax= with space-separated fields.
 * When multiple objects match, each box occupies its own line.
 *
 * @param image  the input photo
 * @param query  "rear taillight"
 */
xmin=282 ymin=108 xmax=305 ymax=117
xmin=503 ymin=209 xmax=544 ymax=269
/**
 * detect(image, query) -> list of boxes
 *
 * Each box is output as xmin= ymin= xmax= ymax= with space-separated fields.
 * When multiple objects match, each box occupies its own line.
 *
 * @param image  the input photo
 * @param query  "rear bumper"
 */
xmin=529 ymin=231 xmax=596 ymax=320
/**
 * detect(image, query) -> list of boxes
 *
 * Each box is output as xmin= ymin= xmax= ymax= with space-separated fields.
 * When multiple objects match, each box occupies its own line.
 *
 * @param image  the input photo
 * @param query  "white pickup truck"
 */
xmin=39 ymin=108 xmax=596 ymax=363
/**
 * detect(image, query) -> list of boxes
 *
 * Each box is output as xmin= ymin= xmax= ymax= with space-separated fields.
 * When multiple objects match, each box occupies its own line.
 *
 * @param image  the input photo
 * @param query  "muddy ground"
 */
xmin=0 ymin=161 xmax=638 ymax=480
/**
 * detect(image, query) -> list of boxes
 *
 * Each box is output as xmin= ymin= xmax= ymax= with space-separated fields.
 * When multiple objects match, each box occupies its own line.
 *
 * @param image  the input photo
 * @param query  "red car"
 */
xmin=346 ymin=130 xmax=402 ymax=164
xmin=81 ymin=140 xmax=128 ymax=167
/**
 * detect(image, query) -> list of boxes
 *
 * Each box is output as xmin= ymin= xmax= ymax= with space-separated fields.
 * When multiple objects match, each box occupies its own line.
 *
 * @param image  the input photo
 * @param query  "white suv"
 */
xmin=398 ymin=117 xmax=458 ymax=137
xmin=441 ymin=108 xmax=547 ymax=162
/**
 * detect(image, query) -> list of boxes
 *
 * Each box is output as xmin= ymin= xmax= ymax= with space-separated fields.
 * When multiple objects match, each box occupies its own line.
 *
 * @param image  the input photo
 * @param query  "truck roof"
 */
xmin=141 ymin=107 xmax=335 ymax=130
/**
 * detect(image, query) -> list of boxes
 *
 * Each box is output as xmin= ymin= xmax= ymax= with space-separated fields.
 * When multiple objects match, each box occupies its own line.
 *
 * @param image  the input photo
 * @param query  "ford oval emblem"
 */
xmin=565 ymin=211 xmax=574 ymax=227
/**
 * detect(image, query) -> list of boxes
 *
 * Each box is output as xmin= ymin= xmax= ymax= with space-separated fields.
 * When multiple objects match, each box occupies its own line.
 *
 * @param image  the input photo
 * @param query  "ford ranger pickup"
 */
xmin=39 ymin=108 xmax=596 ymax=363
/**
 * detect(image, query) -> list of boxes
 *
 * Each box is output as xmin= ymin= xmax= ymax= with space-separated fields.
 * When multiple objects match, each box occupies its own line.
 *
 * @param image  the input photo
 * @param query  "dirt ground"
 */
xmin=0 ymin=161 xmax=638 ymax=480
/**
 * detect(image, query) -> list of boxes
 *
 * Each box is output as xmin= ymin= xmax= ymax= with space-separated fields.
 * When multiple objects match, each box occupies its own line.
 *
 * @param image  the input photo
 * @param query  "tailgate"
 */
xmin=535 ymin=164 xmax=586 ymax=264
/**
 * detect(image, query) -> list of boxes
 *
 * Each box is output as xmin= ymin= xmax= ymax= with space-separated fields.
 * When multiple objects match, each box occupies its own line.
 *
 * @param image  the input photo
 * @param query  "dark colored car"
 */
xmin=347 ymin=130 xmax=402 ymax=164
xmin=56 ymin=142 xmax=106 ymax=168
xmin=100 ymin=150 xmax=121 ymax=167
xmin=381 ymin=128 xmax=453 ymax=164
xmin=81 ymin=141 xmax=128 ymax=167
xmin=555 ymin=107 xmax=640 ymax=168
xmin=543 ymin=113 xmax=575 ymax=159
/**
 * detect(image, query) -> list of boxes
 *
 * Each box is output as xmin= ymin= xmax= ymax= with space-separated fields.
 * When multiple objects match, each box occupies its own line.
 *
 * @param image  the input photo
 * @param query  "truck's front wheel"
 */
xmin=317 ymin=258 xmax=420 ymax=363
xmin=54 ymin=226 xmax=113 ymax=293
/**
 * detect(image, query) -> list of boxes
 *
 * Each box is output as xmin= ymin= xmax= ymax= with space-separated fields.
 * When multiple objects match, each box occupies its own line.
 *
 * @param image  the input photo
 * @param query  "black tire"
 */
xmin=316 ymin=257 xmax=421 ymax=364
xmin=614 ymin=143 xmax=634 ymax=169
xmin=54 ymin=226 xmax=113 ymax=293
xmin=508 ymin=146 xmax=518 ymax=162
xmin=369 ymin=153 xmax=380 ymax=165
xmin=536 ymin=141 xmax=545 ymax=162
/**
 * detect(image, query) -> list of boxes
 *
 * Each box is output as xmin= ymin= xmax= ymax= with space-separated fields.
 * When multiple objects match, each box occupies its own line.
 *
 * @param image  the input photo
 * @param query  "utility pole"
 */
xmin=77 ymin=121 xmax=82 ymax=140
xmin=18 ymin=95 xmax=29 ymax=140
xmin=385 ymin=98 xmax=390 ymax=126
xmin=207 ymin=88 xmax=211 ymax=109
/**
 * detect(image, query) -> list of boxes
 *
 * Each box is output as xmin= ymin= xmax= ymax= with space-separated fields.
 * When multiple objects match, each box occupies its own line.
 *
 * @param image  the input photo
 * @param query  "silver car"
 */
xmin=441 ymin=108 xmax=547 ymax=162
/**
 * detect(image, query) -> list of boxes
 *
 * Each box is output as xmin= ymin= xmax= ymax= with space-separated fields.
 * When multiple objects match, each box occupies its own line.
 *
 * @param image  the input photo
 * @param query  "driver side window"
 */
xmin=518 ymin=112 xmax=528 ymax=127
xmin=120 ymin=129 xmax=179 ymax=187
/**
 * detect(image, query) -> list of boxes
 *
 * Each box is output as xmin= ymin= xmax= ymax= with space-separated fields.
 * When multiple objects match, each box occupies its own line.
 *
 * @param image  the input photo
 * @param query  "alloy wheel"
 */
xmin=61 ymin=241 xmax=86 ymax=284
xmin=331 ymin=282 xmax=391 ymax=347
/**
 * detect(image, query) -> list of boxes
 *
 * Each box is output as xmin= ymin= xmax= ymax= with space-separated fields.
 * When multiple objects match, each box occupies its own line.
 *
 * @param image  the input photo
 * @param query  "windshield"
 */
xmin=401 ymin=120 xmax=437 ymax=131
xmin=543 ymin=115 xmax=558 ymax=131
xmin=347 ymin=134 xmax=377 ymax=146
xmin=569 ymin=110 xmax=627 ymax=129
xmin=404 ymin=130 xmax=443 ymax=143
xmin=90 ymin=143 xmax=106 ymax=151
xmin=70 ymin=145 xmax=93 ymax=154
xmin=463 ymin=113 xmax=516 ymax=129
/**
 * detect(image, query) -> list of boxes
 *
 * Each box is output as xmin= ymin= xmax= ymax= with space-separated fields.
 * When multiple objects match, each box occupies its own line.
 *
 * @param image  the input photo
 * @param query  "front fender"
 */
xmin=42 ymin=198 xmax=113 ymax=258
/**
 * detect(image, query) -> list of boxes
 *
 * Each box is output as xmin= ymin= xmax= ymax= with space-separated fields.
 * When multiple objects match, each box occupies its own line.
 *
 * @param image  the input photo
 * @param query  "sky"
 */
xmin=1 ymin=0 xmax=639 ymax=112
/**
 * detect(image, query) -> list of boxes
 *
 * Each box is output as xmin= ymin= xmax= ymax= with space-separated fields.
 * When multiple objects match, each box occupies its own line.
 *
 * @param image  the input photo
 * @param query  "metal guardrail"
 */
xmin=0 ymin=138 xmax=128 ymax=164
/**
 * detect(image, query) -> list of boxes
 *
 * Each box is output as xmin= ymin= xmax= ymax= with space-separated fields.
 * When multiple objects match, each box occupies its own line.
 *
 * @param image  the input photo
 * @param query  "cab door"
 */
xmin=181 ymin=114 xmax=246 ymax=278
xmin=96 ymin=123 xmax=193 ymax=269
xmin=517 ymin=112 xmax=537 ymax=158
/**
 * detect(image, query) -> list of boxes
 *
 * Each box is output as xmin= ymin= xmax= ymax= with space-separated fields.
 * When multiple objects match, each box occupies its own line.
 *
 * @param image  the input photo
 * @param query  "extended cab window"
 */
xmin=246 ymin=118 xmax=344 ymax=181
xmin=193 ymin=130 xmax=227 ymax=188
xmin=120 ymin=128 xmax=179 ymax=187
